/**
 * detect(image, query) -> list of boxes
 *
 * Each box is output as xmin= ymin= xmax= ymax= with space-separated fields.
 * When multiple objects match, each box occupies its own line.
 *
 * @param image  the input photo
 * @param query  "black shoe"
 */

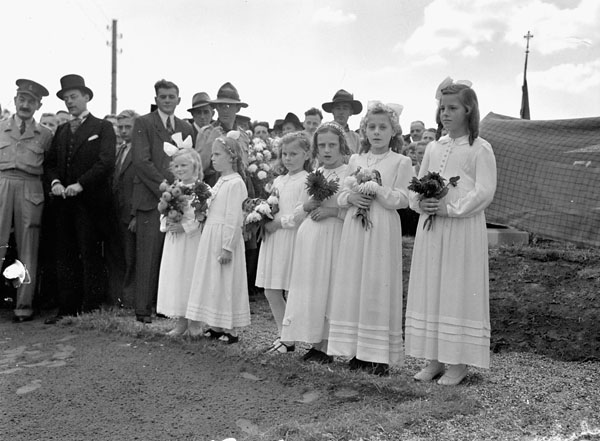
xmin=218 ymin=333 xmax=239 ymax=344
xmin=349 ymin=356 xmax=365 ymax=371
xmin=302 ymin=347 xmax=320 ymax=361
xmin=44 ymin=315 xmax=63 ymax=325
xmin=12 ymin=315 xmax=34 ymax=323
xmin=136 ymin=315 xmax=152 ymax=324
xmin=303 ymin=348 xmax=332 ymax=363
xmin=203 ymin=329 xmax=224 ymax=339
xmin=156 ymin=313 xmax=168 ymax=319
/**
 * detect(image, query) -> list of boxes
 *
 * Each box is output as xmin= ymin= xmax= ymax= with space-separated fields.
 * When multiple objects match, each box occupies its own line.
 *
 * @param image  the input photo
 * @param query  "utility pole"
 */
xmin=110 ymin=19 xmax=119 ymax=115
xmin=520 ymin=30 xmax=533 ymax=120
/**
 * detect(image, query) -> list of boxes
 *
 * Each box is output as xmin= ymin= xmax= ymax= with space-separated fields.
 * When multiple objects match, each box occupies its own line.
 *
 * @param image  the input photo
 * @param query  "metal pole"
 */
xmin=111 ymin=19 xmax=117 ymax=115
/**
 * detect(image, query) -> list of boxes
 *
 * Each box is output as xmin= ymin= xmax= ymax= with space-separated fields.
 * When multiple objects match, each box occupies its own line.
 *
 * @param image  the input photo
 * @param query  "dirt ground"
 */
xmin=1 ymin=239 xmax=599 ymax=440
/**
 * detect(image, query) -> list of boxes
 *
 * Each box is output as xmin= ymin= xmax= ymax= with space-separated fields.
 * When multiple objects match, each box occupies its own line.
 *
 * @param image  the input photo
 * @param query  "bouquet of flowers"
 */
xmin=158 ymin=179 xmax=213 ymax=225
xmin=343 ymin=167 xmax=382 ymax=230
xmin=305 ymin=169 xmax=339 ymax=202
xmin=189 ymin=180 xmax=212 ymax=223
xmin=158 ymin=180 xmax=190 ymax=224
xmin=247 ymin=137 xmax=276 ymax=198
xmin=242 ymin=188 xmax=280 ymax=241
xmin=408 ymin=171 xmax=460 ymax=231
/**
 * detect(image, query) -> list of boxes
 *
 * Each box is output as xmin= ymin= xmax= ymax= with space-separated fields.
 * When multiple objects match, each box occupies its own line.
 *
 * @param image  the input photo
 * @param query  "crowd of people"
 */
xmin=0 ymin=74 xmax=496 ymax=385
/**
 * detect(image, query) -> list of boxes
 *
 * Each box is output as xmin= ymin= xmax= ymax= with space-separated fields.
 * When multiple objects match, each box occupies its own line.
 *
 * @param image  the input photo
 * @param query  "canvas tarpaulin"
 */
xmin=480 ymin=112 xmax=600 ymax=247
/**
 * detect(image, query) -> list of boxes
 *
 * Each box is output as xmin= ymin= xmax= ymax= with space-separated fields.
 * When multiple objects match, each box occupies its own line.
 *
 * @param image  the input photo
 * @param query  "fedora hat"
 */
xmin=322 ymin=89 xmax=362 ymax=115
xmin=187 ymin=92 xmax=212 ymax=112
xmin=56 ymin=74 xmax=94 ymax=101
xmin=209 ymin=82 xmax=248 ymax=108
xmin=275 ymin=112 xmax=303 ymax=131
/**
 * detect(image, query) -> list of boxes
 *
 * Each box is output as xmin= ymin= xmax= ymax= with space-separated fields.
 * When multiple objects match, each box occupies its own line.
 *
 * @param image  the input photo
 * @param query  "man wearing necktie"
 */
xmin=131 ymin=79 xmax=193 ymax=323
xmin=104 ymin=109 xmax=140 ymax=309
xmin=0 ymin=79 xmax=53 ymax=322
xmin=44 ymin=74 xmax=116 ymax=324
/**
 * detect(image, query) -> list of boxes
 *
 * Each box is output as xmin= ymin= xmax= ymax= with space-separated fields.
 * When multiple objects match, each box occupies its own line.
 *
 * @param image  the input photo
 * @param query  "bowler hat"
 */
xmin=210 ymin=82 xmax=248 ymax=108
xmin=56 ymin=74 xmax=94 ymax=101
xmin=16 ymin=79 xmax=49 ymax=101
xmin=322 ymin=89 xmax=362 ymax=115
xmin=187 ymin=92 xmax=212 ymax=112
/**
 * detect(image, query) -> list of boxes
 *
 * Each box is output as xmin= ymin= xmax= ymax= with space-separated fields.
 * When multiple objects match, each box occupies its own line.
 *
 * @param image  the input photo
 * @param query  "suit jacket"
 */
xmin=112 ymin=147 xmax=136 ymax=225
xmin=45 ymin=114 xmax=116 ymax=206
xmin=131 ymin=111 xmax=193 ymax=212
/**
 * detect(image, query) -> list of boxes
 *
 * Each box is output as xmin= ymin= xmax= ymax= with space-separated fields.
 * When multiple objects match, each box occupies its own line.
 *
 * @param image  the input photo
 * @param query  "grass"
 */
xmin=52 ymin=238 xmax=600 ymax=441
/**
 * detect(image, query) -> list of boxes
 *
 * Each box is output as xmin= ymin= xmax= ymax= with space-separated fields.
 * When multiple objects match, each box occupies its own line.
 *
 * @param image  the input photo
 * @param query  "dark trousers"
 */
xmin=134 ymin=209 xmax=164 ymax=317
xmin=54 ymin=198 xmax=107 ymax=315
xmin=117 ymin=220 xmax=136 ymax=308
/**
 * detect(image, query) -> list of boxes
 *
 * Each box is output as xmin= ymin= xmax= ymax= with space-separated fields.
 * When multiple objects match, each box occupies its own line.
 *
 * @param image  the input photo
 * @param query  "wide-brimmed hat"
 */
xmin=187 ymin=92 xmax=212 ymax=112
xmin=322 ymin=89 xmax=362 ymax=115
xmin=275 ymin=112 xmax=303 ymax=131
xmin=209 ymin=82 xmax=248 ymax=108
xmin=56 ymin=74 xmax=94 ymax=101
xmin=16 ymin=79 xmax=49 ymax=101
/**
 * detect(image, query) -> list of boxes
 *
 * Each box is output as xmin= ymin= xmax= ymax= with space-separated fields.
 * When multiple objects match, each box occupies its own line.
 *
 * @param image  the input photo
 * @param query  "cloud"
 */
xmin=411 ymin=54 xmax=447 ymax=67
xmin=461 ymin=46 xmax=479 ymax=57
xmin=311 ymin=6 xmax=357 ymax=25
xmin=525 ymin=59 xmax=600 ymax=93
xmin=401 ymin=0 xmax=600 ymax=57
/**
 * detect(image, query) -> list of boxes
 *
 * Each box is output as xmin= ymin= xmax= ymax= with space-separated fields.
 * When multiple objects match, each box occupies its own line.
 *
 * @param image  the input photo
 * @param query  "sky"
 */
xmin=2 ymin=0 xmax=599 ymax=131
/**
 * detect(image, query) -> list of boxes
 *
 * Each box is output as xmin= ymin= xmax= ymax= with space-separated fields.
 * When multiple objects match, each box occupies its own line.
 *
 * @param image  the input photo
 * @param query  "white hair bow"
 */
xmin=366 ymin=101 xmax=404 ymax=123
xmin=226 ymin=130 xmax=241 ymax=140
xmin=163 ymin=132 xmax=194 ymax=156
xmin=3 ymin=260 xmax=31 ymax=288
xmin=435 ymin=76 xmax=473 ymax=101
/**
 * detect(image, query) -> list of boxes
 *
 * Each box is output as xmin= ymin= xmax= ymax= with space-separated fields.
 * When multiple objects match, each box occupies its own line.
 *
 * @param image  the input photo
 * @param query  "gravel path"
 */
xmin=0 ymin=312 xmax=357 ymax=441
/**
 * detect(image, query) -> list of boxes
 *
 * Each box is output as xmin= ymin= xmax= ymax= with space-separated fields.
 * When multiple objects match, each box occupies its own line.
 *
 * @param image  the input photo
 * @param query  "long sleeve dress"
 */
xmin=156 ymin=184 xmax=202 ymax=317
xmin=326 ymin=151 xmax=413 ymax=365
xmin=405 ymin=135 xmax=497 ymax=368
xmin=185 ymin=173 xmax=250 ymax=329
xmin=280 ymin=164 xmax=350 ymax=344
xmin=255 ymin=171 xmax=309 ymax=290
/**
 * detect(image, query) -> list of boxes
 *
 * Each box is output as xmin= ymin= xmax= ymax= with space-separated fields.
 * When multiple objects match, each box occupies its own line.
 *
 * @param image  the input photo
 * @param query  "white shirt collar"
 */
xmin=157 ymin=109 xmax=174 ymax=128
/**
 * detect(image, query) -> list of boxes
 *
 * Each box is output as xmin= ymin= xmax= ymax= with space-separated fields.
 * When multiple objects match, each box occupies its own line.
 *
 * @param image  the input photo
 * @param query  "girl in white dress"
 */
xmin=280 ymin=122 xmax=351 ymax=363
xmin=185 ymin=135 xmax=250 ymax=344
xmin=256 ymin=132 xmax=312 ymax=353
xmin=156 ymin=148 xmax=203 ymax=337
xmin=405 ymin=82 xmax=497 ymax=385
xmin=327 ymin=103 xmax=414 ymax=376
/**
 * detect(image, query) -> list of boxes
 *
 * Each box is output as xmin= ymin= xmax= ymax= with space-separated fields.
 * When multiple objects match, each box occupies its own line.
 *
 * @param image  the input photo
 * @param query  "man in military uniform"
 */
xmin=0 ymin=79 xmax=53 ymax=322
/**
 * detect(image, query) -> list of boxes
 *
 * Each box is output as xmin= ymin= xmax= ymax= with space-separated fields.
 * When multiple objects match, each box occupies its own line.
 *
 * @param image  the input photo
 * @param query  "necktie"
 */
xmin=69 ymin=117 xmax=82 ymax=134
xmin=115 ymin=142 xmax=127 ymax=170
xmin=19 ymin=120 xmax=26 ymax=135
xmin=166 ymin=117 xmax=174 ymax=135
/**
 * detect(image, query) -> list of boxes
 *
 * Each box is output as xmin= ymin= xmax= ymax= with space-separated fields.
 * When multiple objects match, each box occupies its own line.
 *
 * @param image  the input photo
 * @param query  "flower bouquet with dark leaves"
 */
xmin=305 ymin=169 xmax=340 ymax=202
xmin=189 ymin=180 xmax=212 ymax=223
xmin=408 ymin=171 xmax=460 ymax=230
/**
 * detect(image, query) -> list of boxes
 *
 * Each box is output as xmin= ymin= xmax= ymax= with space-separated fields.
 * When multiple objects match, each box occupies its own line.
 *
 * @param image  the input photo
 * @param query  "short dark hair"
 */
xmin=154 ymin=79 xmax=179 ymax=95
xmin=304 ymin=107 xmax=323 ymax=120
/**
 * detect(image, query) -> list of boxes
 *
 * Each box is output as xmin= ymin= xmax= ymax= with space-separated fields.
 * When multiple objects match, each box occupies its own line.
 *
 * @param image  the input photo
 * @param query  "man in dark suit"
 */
xmin=106 ymin=109 xmax=140 ymax=309
xmin=131 ymin=79 xmax=193 ymax=323
xmin=44 ymin=74 xmax=116 ymax=324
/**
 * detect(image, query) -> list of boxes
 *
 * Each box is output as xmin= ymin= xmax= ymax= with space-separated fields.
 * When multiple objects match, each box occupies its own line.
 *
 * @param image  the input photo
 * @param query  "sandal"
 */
xmin=218 ymin=333 xmax=239 ymax=344
xmin=203 ymin=329 xmax=224 ymax=340
xmin=266 ymin=341 xmax=295 ymax=353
